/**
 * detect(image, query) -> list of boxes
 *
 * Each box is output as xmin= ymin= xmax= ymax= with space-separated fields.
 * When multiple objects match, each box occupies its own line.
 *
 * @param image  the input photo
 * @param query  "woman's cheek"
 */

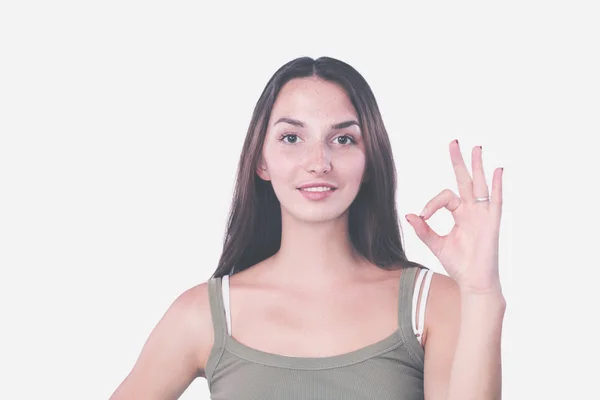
xmin=337 ymin=150 xmax=366 ymax=176
xmin=264 ymin=152 xmax=296 ymax=183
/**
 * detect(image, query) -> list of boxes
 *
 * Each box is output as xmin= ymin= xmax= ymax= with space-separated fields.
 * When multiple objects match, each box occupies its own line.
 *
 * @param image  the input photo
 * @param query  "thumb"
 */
xmin=405 ymin=214 xmax=443 ymax=255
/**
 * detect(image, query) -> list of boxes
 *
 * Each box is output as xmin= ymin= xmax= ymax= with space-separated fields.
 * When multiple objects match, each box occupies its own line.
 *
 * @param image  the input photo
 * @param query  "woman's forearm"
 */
xmin=446 ymin=290 xmax=506 ymax=400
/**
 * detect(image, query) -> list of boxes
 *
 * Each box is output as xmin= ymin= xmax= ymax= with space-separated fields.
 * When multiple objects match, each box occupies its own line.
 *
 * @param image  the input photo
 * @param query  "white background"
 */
xmin=1 ymin=1 xmax=598 ymax=398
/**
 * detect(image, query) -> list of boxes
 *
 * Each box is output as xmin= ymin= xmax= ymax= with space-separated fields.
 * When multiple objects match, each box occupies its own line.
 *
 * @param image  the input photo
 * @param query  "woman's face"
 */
xmin=257 ymin=77 xmax=367 ymax=223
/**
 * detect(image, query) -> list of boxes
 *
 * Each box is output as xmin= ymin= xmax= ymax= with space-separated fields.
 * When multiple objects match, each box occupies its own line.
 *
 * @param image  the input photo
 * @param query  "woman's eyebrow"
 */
xmin=274 ymin=117 xmax=305 ymax=127
xmin=273 ymin=117 xmax=361 ymax=130
xmin=331 ymin=120 xmax=360 ymax=130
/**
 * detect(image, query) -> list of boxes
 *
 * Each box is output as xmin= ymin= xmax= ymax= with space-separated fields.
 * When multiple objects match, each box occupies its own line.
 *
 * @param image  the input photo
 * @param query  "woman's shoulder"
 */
xmin=426 ymin=270 xmax=459 ymax=298
xmin=174 ymin=281 xmax=217 ymax=377
xmin=168 ymin=281 xmax=213 ymax=334
xmin=149 ymin=280 xmax=218 ymax=378
xmin=108 ymin=281 xmax=216 ymax=398
xmin=422 ymin=270 xmax=460 ymax=345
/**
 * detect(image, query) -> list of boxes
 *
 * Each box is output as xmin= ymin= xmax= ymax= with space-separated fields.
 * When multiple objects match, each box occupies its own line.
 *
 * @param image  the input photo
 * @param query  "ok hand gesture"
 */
xmin=406 ymin=140 xmax=504 ymax=295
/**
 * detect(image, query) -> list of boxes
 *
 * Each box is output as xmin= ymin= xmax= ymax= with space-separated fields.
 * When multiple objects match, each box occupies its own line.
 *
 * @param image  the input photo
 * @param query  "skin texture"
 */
xmin=109 ymin=77 xmax=505 ymax=400
xmin=257 ymin=76 xmax=367 ymax=224
xmin=252 ymin=76 xmax=373 ymax=288
xmin=406 ymin=141 xmax=505 ymax=399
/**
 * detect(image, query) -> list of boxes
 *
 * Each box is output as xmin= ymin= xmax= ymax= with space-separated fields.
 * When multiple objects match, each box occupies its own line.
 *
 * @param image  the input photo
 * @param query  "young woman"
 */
xmin=109 ymin=56 xmax=505 ymax=400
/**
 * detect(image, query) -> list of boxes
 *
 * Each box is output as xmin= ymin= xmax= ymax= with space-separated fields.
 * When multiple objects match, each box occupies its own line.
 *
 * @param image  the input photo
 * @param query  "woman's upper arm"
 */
xmin=422 ymin=273 xmax=461 ymax=400
xmin=109 ymin=282 xmax=213 ymax=400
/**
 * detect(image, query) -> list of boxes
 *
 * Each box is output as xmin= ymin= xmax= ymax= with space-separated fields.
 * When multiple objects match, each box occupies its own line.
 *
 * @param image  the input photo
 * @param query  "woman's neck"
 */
xmin=261 ymin=213 xmax=372 ymax=289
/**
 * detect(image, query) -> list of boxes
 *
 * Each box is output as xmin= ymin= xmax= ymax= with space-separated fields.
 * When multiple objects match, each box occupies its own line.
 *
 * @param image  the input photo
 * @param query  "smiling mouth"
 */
xmin=297 ymin=187 xmax=337 ymax=192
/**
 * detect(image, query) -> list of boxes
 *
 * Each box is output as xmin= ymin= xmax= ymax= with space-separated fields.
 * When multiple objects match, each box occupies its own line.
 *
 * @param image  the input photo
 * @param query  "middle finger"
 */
xmin=449 ymin=139 xmax=473 ymax=200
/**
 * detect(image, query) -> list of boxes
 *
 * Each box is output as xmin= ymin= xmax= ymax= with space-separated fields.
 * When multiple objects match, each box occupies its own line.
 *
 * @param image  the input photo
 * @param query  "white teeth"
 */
xmin=300 ymin=187 xmax=333 ymax=192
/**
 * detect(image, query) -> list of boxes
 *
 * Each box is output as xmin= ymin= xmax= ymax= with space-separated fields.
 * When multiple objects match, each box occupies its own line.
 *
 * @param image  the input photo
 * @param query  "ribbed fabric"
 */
xmin=205 ymin=266 xmax=426 ymax=399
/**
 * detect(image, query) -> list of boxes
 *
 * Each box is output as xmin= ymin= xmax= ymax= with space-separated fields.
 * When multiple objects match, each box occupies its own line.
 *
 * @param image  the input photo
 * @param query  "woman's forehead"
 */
xmin=271 ymin=77 xmax=357 ymax=123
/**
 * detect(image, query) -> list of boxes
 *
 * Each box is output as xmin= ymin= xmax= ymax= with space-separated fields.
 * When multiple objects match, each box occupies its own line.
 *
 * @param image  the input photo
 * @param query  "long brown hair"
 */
xmin=210 ymin=56 xmax=419 ymax=279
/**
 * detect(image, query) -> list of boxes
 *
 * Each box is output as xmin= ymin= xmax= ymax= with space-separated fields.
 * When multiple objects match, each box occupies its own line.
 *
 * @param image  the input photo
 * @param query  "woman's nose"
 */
xmin=305 ymin=142 xmax=332 ymax=175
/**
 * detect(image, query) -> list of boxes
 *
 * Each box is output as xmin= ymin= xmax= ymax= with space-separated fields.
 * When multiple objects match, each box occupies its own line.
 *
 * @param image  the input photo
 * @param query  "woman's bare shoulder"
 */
xmin=109 ymin=280 xmax=215 ymax=399
xmin=423 ymin=271 xmax=460 ymax=344
xmin=178 ymin=281 xmax=216 ymax=376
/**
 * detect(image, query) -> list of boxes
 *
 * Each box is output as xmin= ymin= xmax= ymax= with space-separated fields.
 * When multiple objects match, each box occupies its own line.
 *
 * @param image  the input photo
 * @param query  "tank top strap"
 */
xmin=207 ymin=277 xmax=227 ymax=353
xmin=398 ymin=266 xmax=426 ymax=369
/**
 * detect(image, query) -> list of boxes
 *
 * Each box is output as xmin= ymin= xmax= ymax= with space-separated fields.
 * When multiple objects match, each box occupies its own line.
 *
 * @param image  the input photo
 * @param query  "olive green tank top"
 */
xmin=205 ymin=266 xmax=426 ymax=399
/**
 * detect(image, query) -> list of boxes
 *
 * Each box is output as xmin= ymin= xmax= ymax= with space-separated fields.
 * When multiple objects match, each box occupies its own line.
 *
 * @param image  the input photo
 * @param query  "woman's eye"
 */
xmin=281 ymin=134 xmax=299 ymax=144
xmin=334 ymin=135 xmax=355 ymax=145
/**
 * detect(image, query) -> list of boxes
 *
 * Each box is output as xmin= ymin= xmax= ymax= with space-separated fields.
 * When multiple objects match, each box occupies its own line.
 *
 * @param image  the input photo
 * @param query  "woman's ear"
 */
xmin=256 ymin=157 xmax=271 ymax=181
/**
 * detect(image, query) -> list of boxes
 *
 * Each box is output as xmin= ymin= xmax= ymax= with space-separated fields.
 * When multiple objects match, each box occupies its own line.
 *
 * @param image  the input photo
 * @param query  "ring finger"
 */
xmin=471 ymin=145 xmax=490 ymax=202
